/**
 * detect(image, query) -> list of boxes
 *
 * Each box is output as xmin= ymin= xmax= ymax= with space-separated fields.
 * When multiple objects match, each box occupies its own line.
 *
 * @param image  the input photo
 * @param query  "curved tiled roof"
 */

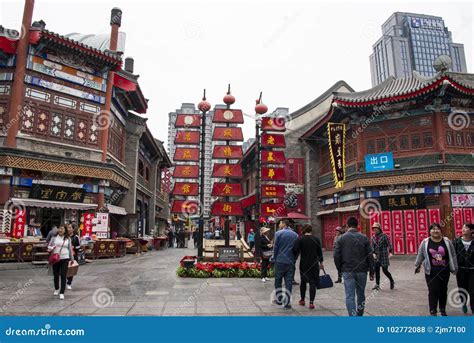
xmin=333 ymin=71 xmax=474 ymax=107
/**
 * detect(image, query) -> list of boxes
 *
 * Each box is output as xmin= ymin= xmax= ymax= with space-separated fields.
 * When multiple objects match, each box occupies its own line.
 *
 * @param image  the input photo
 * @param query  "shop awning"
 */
xmin=106 ymin=204 xmax=127 ymax=215
xmin=334 ymin=205 xmax=359 ymax=213
xmin=11 ymin=198 xmax=97 ymax=210
xmin=316 ymin=209 xmax=335 ymax=216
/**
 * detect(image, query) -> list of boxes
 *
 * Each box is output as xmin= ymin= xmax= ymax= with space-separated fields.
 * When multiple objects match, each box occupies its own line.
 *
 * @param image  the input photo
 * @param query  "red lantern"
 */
xmin=255 ymin=100 xmax=268 ymax=114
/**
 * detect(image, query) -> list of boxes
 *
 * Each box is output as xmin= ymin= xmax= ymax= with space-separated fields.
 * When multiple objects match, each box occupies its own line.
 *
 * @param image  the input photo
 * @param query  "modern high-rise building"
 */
xmin=369 ymin=12 xmax=467 ymax=86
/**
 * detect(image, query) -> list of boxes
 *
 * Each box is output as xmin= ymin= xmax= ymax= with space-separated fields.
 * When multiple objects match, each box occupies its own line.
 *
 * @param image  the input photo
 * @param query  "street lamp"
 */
xmin=197 ymin=90 xmax=211 ymax=259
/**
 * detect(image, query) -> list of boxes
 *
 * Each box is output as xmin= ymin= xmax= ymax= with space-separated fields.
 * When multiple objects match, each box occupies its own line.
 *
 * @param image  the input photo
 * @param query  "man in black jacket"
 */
xmin=334 ymin=217 xmax=374 ymax=316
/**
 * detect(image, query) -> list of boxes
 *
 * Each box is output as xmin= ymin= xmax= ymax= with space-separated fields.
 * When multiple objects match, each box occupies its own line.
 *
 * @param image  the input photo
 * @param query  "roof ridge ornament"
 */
xmin=433 ymin=55 xmax=452 ymax=73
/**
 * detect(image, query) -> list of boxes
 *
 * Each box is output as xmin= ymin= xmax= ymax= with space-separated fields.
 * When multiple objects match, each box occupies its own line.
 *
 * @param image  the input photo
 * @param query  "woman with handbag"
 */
xmin=66 ymin=224 xmax=81 ymax=290
xmin=48 ymin=225 xmax=74 ymax=300
xmin=260 ymin=227 xmax=273 ymax=283
xmin=292 ymin=224 xmax=323 ymax=309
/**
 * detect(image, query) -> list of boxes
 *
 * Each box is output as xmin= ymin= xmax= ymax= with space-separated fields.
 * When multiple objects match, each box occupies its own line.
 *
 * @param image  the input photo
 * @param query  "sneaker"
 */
xmin=390 ymin=281 xmax=395 ymax=290
xmin=59 ymin=294 xmax=64 ymax=300
xmin=440 ymin=310 xmax=447 ymax=316
xmin=265 ymin=277 xmax=269 ymax=281
xmin=66 ymin=284 xmax=72 ymax=290
xmin=261 ymin=278 xmax=266 ymax=283
xmin=298 ymin=300 xmax=305 ymax=306
xmin=309 ymin=303 xmax=315 ymax=310
xmin=462 ymin=305 xmax=468 ymax=314
xmin=53 ymin=289 xmax=60 ymax=296
xmin=430 ymin=310 xmax=437 ymax=316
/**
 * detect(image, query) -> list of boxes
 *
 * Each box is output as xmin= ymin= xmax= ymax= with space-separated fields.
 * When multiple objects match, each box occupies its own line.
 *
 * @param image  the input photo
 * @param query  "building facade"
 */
xmin=0 ymin=7 xmax=170 ymax=239
xmin=298 ymin=68 xmax=474 ymax=253
xmin=370 ymin=12 xmax=467 ymax=86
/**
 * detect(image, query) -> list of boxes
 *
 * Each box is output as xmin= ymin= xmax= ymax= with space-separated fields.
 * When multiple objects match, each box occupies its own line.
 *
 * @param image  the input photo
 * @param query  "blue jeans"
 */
xmin=343 ymin=272 xmax=368 ymax=316
xmin=274 ymin=263 xmax=295 ymax=306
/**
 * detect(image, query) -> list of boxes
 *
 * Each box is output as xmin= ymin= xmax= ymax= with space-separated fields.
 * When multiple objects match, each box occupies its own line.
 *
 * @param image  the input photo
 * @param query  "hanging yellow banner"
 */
xmin=327 ymin=122 xmax=346 ymax=189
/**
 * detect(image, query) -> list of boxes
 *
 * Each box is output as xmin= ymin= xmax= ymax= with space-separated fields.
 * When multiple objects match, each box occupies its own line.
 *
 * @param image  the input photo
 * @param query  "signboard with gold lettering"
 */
xmin=172 ymin=182 xmax=199 ymax=196
xmin=171 ymin=200 xmax=200 ymax=215
xmin=261 ymin=117 xmax=286 ymax=132
xmin=12 ymin=209 xmax=26 ymax=238
xmin=175 ymin=114 xmax=201 ymax=128
xmin=212 ymin=109 xmax=244 ymax=124
xmin=379 ymin=194 xmax=426 ymax=210
xmin=327 ymin=122 xmax=345 ymax=189
xmin=261 ymin=185 xmax=286 ymax=198
xmin=0 ymin=243 xmax=20 ymax=261
xmin=261 ymin=167 xmax=286 ymax=181
xmin=212 ymin=164 xmax=243 ymax=178
xmin=173 ymin=165 xmax=199 ymax=179
xmin=211 ymin=183 xmax=243 ymax=197
xmin=212 ymin=145 xmax=243 ymax=159
xmin=212 ymin=127 xmax=244 ymax=141
xmin=29 ymin=185 xmax=85 ymax=202
xmin=211 ymin=202 xmax=244 ymax=216
xmin=261 ymin=133 xmax=286 ymax=148
xmin=175 ymin=130 xmax=200 ymax=145
xmin=261 ymin=150 xmax=286 ymax=164
xmin=261 ymin=203 xmax=287 ymax=217
xmin=173 ymin=147 xmax=200 ymax=162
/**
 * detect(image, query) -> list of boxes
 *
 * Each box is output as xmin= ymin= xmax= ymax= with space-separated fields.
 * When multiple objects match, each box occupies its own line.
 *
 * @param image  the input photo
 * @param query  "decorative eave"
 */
xmin=30 ymin=29 xmax=122 ymax=70
xmin=333 ymin=72 xmax=474 ymax=108
xmin=115 ymin=69 xmax=147 ymax=113
xmin=0 ymin=149 xmax=132 ymax=188
xmin=154 ymin=139 xmax=172 ymax=168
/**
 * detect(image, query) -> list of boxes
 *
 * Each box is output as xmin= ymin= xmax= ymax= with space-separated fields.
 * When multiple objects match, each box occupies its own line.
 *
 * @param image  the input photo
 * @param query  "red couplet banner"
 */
xmin=380 ymin=211 xmax=392 ymax=243
xmin=12 ymin=209 xmax=26 ymax=238
xmin=428 ymin=208 xmax=441 ymax=226
xmin=82 ymin=213 xmax=94 ymax=237
xmin=464 ymin=208 xmax=473 ymax=225
xmin=453 ymin=208 xmax=464 ymax=237
xmin=416 ymin=209 xmax=429 ymax=246
xmin=391 ymin=210 xmax=404 ymax=254
xmin=403 ymin=210 xmax=417 ymax=254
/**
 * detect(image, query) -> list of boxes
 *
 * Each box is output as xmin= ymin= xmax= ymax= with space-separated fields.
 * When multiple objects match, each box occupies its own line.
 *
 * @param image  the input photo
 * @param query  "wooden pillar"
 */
xmin=433 ymin=111 xmax=446 ymax=162
xmin=6 ymin=0 xmax=35 ymax=148
xmin=100 ymin=8 xmax=121 ymax=162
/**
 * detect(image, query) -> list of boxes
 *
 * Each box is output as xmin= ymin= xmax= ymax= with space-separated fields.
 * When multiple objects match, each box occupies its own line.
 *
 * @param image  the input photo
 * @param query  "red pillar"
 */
xmin=6 ymin=0 xmax=35 ymax=148
xmin=100 ymin=8 xmax=122 ymax=162
xmin=433 ymin=111 xmax=446 ymax=161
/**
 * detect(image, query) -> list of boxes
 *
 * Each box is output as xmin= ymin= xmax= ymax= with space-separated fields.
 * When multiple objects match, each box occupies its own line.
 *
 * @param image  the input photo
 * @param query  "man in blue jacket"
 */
xmin=272 ymin=219 xmax=298 ymax=308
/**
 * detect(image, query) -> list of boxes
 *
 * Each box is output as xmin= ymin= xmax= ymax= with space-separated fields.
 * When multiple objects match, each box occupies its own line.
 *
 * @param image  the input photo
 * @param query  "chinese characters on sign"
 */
xmin=379 ymin=194 xmax=426 ymax=210
xmin=211 ymin=183 xmax=243 ymax=197
xmin=172 ymin=182 xmax=199 ymax=196
xmin=365 ymin=152 xmax=394 ymax=172
xmin=12 ymin=209 xmax=26 ymax=238
xmin=175 ymin=130 xmax=200 ymax=145
xmin=212 ymin=145 xmax=243 ymax=159
xmin=29 ymin=185 xmax=85 ymax=203
xmin=212 ymin=109 xmax=244 ymax=124
xmin=173 ymin=147 xmax=200 ymax=162
xmin=260 ymin=117 xmax=286 ymax=132
xmin=82 ymin=213 xmax=94 ymax=237
xmin=327 ymin=123 xmax=345 ymax=188
xmin=212 ymin=127 xmax=244 ymax=141
xmin=211 ymin=202 xmax=244 ymax=216
xmin=173 ymin=165 xmax=200 ymax=178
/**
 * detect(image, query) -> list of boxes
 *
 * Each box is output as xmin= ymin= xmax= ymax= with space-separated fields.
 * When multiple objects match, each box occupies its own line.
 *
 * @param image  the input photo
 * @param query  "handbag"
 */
xmin=66 ymin=260 xmax=79 ymax=277
xmin=48 ymin=238 xmax=66 ymax=265
xmin=317 ymin=267 xmax=333 ymax=289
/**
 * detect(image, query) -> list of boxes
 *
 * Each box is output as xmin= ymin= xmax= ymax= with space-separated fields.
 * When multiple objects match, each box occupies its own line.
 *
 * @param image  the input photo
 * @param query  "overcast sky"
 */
xmin=1 ymin=0 xmax=472 ymax=148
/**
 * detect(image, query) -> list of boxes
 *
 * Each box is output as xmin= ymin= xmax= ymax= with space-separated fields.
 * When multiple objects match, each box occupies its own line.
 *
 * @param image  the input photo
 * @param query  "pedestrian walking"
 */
xmin=452 ymin=223 xmax=474 ymax=315
xmin=334 ymin=226 xmax=345 ymax=283
xmin=192 ymin=229 xmax=198 ymax=248
xmin=66 ymin=224 xmax=81 ymax=290
xmin=236 ymin=229 xmax=242 ymax=241
xmin=272 ymin=219 xmax=298 ymax=308
xmin=260 ymin=227 xmax=273 ymax=283
xmin=248 ymin=229 xmax=255 ymax=250
xmin=45 ymin=225 xmax=58 ymax=243
xmin=415 ymin=222 xmax=458 ymax=316
xmin=334 ymin=217 xmax=374 ymax=316
xmin=371 ymin=222 xmax=395 ymax=290
xmin=293 ymin=224 xmax=323 ymax=310
xmin=47 ymin=225 xmax=74 ymax=300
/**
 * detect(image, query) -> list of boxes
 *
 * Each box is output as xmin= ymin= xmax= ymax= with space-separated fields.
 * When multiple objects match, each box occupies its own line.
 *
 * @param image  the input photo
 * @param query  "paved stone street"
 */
xmin=0 ymin=245 xmax=466 ymax=316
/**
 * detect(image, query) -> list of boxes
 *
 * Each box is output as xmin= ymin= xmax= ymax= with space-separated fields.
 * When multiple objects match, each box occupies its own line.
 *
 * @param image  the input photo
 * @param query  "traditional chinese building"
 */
xmin=0 ymin=4 xmax=170 ymax=238
xmin=295 ymin=64 xmax=474 ymax=253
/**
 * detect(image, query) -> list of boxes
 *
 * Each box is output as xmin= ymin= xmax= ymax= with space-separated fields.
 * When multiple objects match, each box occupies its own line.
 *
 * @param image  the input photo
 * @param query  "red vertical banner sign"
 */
xmin=428 ymin=208 xmax=441 ymax=225
xmin=322 ymin=216 xmax=338 ymax=250
xmin=82 ymin=213 xmax=94 ymax=237
xmin=463 ymin=208 xmax=473 ymax=224
xmin=391 ymin=210 xmax=404 ymax=254
xmin=369 ymin=211 xmax=380 ymax=237
xmin=453 ymin=208 xmax=464 ymax=237
xmin=12 ymin=209 xmax=26 ymax=238
xmin=404 ymin=210 xmax=417 ymax=255
xmin=380 ymin=211 xmax=392 ymax=243
xmin=416 ymin=209 xmax=429 ymax=246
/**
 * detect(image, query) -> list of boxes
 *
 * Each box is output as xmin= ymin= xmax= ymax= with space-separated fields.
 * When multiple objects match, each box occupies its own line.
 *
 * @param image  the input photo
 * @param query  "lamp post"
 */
xmin=223 ymin=85 xmax=235 ymax=247
xmin=254 ymin=92 xmax=268 ymax=259
xmin=197 ymin=90 xmax=211 ymax=259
